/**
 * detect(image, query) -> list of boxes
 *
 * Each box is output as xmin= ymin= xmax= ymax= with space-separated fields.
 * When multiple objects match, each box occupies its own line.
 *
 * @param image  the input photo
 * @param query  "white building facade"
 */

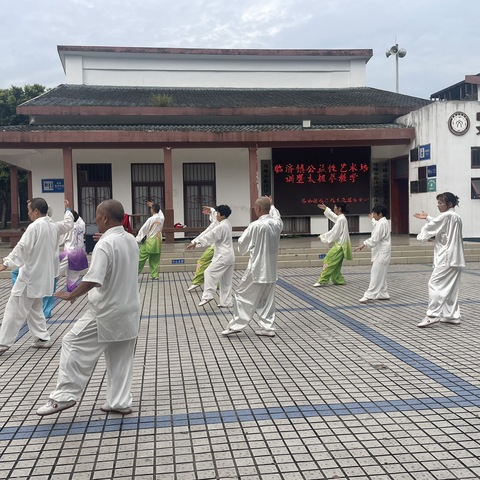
xmin=5 ymin=46 xmax=475 ymax=242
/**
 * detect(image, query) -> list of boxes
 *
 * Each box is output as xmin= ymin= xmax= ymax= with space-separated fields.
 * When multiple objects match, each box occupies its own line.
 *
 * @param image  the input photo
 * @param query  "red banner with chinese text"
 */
xmin=272 ymin=147 xmax=371 ymax=215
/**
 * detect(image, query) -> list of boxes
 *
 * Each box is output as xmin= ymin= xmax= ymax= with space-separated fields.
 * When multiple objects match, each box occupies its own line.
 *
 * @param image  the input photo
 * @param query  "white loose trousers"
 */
xmin=203 ymin=261 xmax=234 ymax=306
xmin=426 ymin=266 xmax=462 ymax=320
xmin=227 ymin=269 xmax=276 ymax=332
xmin=49 ymin=312 xmax=136 ymax=409
xmin=0 ymin=296 xmax=48 ymax=346
xmin=363 ymin=261 xmax=390 ymax=300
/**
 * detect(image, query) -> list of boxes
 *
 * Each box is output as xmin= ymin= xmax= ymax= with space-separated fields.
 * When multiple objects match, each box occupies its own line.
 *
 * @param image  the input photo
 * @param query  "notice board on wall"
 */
xmin=272 ymin=147 xmax=371 ymax=215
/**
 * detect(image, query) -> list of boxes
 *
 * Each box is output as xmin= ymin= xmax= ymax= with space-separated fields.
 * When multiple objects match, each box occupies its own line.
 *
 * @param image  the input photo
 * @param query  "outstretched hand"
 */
xmin=317 ymin=203 xmax=327 ymax=211
xmin=354 ymin=244 xmax=365 ymax=252
xmin=186 ymin=242 xmax=196 ymax=251
xmin=414 ymin=211 xmax=428 ymax=220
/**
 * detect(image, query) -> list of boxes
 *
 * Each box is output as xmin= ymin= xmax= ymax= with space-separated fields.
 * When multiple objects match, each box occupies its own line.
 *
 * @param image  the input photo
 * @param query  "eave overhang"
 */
xmin=0 ymin=126 xmax=415 ymax=149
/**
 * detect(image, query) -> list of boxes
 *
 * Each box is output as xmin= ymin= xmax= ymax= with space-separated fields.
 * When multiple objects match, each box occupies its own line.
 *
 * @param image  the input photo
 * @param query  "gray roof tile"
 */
xmin=21 ymin=84 xmax=430 ymax=109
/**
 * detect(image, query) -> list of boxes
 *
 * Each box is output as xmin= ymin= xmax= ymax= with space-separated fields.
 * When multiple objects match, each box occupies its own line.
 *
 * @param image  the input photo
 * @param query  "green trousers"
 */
xmin=317 ymin=244 xmax=346 ymax=285
xmin=138 ymin=243 xmax=161 ymax=279
xmin=192 ymin=246 xmax=215 ymax=286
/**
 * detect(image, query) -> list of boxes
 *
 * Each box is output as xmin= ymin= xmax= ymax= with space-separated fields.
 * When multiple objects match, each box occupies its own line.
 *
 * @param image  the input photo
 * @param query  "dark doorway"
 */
xmin=390 ymin=156 xmax=409 ymax=234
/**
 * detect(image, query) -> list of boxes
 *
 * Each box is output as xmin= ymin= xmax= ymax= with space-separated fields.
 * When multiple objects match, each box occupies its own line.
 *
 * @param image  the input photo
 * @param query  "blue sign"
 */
xmin=171 ymin=259 xmax=185 ymax=264
xmin=419 ymin=144 xmax=431 ymax=161
xmin=319 ymin=254 xmax=326 ymax=259
xmin=42 ymin=179 xmax=64 ymax=193
xmin=427 ymin=165 xmax=437 ymax=177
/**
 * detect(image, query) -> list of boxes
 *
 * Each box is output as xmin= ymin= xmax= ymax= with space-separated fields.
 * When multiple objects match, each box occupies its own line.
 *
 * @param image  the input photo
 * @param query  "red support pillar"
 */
xmin=163 ymin=148 xmax=174 ymax=243
xmin=63 ymin=148 xmax=74 ymax=209
xmin=9 ymin=166 xmax=19 ymax=229
xmin=248 ymin=146 xmax=259 ymax=221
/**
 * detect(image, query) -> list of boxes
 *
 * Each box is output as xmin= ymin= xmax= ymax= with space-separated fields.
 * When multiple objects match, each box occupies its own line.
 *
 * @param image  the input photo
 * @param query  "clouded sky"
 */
xmin=1 ymin=0 xmax=478 ymax=99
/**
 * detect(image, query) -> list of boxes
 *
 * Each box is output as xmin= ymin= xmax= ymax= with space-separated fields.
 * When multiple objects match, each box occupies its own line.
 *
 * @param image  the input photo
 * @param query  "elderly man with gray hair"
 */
xmin=221 ymin=196 xmax=283 ymax=338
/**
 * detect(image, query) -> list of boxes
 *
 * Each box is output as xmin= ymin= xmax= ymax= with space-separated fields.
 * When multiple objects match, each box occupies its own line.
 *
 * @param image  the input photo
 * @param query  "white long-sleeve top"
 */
xmin=3 ymin=210 xmax=74 ymax=298
xmin=83 ymin=225 xmax=140 ymax=342
xmin=417 ymin=209 xmax=465 ymax=267
xmin=193 ymin=218 xmax=235 ymax=265
xmin=319 ymin=207 xmax=353 ymax=259
xmin=136 ymin=211 xmax=164 ymax=243
xmin=238 ymin=205 xmax=283 ymax=283
xmin=60 ymin=216 xmax=86 ymax=251
xmin=193 ymin=208 xmax=218 ymax=244
xmin=320 ymin=207 xmax=350 ymax=245
xmin=363 ymin=217 xmax=391 ymax=264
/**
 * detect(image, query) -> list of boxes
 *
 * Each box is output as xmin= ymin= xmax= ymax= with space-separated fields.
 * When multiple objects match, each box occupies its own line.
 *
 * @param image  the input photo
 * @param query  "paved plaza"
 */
xmin=1 ymin=256 xmax=480 ymax=479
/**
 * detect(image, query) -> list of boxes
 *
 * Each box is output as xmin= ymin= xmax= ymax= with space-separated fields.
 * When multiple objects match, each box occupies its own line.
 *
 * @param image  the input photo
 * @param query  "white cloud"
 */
xmin=0 ymin=0 xmax=479 ymax=98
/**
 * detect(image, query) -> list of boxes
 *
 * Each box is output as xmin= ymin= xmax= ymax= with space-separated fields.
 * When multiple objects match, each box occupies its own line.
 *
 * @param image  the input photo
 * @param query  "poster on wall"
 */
xmin=42 ymin=179 xmax=65 ymax=193
xmin=272 ymin=147 xmax=371 ymax=215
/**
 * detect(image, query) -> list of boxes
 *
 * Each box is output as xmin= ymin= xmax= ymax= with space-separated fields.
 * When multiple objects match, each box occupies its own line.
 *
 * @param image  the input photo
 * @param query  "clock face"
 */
xmin=448 ymin=112 xmax=470 ymax=135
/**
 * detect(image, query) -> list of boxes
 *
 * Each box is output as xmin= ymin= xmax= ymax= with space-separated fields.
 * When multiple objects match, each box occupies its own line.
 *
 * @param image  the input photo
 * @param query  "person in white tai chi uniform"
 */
xmin=221 ymin=196 xmax=283 ymax=338
xmin=136 ymin=202 xmax=164 ymax=280
xmin=186 ymin=205 xmax=235 ymax=308
xmin=59 ymin=210 xmax=88 ymax=292
xmin=37 ymin=199 xmax=141 ymax=416
xmin=414 ymin=192 xmax=465 ymax=328
xmin=354 ymin=204 xmax=391 ymax=303
xmin=187 ymin=206 xmax=217 ymax=292
xmin=314 ymin=201 xmax=352 ymax=287
xmin=0 ymin=198 xmax=73 ymax=355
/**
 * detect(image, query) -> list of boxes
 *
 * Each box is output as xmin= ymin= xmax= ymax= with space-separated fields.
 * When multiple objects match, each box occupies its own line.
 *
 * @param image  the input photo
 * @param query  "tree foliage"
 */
xmin=0 ymin=84 xmax=47 ymax=125
xmin=0 ymin=84 xmax=47 ymax=227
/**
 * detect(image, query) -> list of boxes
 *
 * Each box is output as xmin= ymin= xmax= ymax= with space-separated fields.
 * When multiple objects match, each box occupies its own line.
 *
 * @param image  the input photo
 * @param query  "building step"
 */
xmin=1 ymin=241 xmax=478 ymax=278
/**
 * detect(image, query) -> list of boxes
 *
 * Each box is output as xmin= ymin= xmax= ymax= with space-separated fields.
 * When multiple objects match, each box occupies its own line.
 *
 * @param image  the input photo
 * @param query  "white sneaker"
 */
xmin=187 ymin=284 xmax=200 ymax=292
xmin=313 ymin=282 xmax=327 ymax=287
xmin=359 ymin=297 xmax=372 ymax=303
xmin=0 ymin=345 xmax=10 ymax=354
xmin=37 ymin=399 xmax=76 ymax=416
xmin=198 ymin=298 xmax=213 ymax=307
xmin=100 ymin=403 xmax=133 ymax=415
xmin=417 ymin=316 xmax=440 ymax=328
xmin=221 ymin=329 xmax=241 ymax=336
xmin=31 ymin=338 xmax=52 ymax=349
xmin=255 ymin=329 xmax=276 ymax=337
xmin=439 ymin=317 xmax=461 ymax=325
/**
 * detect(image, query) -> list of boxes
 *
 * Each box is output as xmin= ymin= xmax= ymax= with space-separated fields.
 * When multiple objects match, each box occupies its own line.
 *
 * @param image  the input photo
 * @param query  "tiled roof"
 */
xmin=22 ymin=84 xmax=430 ymax=109
xmin=1 ymin=123 xmax=409 ymax=133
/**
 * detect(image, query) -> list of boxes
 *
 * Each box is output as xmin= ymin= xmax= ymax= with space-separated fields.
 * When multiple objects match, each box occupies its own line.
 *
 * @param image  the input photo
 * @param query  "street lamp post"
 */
xmin=386 ymin=43 xmax=407 ymax=93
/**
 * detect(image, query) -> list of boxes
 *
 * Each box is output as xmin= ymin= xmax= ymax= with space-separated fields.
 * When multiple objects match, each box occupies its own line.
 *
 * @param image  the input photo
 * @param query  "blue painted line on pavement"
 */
xmin=2 ymin=274 xmax=479 ymax=442
xmin=1 ymin=394 xmax=478 ymax=441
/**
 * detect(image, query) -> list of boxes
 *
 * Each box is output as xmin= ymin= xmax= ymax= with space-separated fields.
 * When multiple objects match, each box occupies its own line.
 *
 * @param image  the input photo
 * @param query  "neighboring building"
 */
xmin=397 ymin=74 xmax=480 ymax=238
xmin=3 ymin=45 xmax=465 ymax=241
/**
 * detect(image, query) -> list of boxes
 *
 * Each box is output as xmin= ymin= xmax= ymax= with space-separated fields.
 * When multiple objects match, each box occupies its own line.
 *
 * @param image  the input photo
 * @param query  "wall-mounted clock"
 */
xmin=448 ymin=111 xmax=470 ymax=135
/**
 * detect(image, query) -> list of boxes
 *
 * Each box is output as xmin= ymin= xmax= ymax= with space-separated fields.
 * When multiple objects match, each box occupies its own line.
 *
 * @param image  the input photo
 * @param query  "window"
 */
xmin=410 ymin=148 xmax=418 ymax=162
xmin=471 ymin=178 xmax=480 ymax=199
xmin=283 ymin=217 xmax=310 ymax=234
xmin=77 ymin=164 xmax=112 ymax=224
xmin=418 ymin=166 xmax=427 ymax=193
xmin=183 ymin=163 xmax=216 ymax=228
xmin=131 ymin=164 xmax=164 ymax=230
xmin=471 ymin=148 xmax=480 ymax=168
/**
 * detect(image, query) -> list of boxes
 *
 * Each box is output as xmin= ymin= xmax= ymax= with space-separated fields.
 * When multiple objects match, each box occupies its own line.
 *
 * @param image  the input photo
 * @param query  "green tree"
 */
xmin=0 ymin=84 xmax=47 ymax=227
xmin=0 ymin=84 xmax=47 ymax=125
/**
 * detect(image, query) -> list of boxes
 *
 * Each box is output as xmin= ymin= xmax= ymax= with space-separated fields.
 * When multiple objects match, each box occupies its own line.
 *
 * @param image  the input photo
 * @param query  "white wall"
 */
xmin=65 ymin=53 xmax=368 ymax=89
xmin=397 ymin=101 xmax=480 ymax=238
